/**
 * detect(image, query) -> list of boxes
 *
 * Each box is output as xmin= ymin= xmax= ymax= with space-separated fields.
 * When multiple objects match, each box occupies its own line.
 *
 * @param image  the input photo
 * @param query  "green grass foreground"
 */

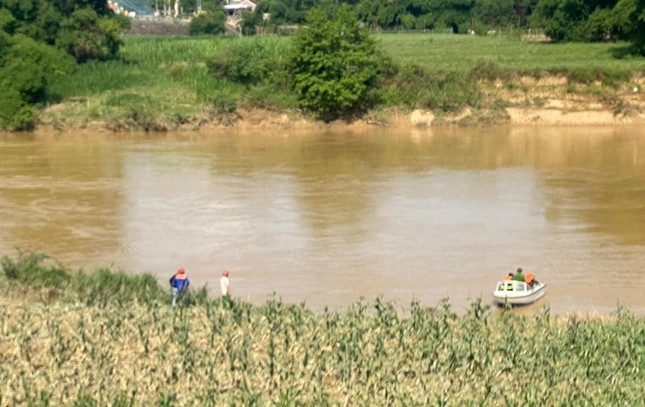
xmin=41 ymin=33 xmax=644 ymax=130
xmin=1 ymin=252 xmax=643 ymax=405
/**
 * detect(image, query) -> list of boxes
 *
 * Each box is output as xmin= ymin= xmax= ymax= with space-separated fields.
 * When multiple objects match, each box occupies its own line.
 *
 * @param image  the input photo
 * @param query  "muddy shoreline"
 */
xmin=35 ymin=75 xmax=645 ymax=134
xmin=36 ymin=104 xmax=645 ymax=135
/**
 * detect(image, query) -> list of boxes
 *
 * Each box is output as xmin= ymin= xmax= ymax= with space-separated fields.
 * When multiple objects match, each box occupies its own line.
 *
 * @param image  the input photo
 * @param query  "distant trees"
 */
xmin=530 ymin=0 xmax=645 ymax=53
xmin=240 ymin=0 xmax=325 ymax=34
xmin=474 ymin=0 xmax=539 ymax=32
xmin=242 ymin=0 xmax=643 ymax=53
xmin=632 ymin=0 xmax=645 ymax=54
xmin=57 ymin=7 xmax=127 ymax=62
xmin=0 ymin=0 xmax=127 ymax=130
xmin=193 ymin=0 xmax=645 ymax=55
xmin=0 ymin=32 xmax=75 ymax=130
xmin=608 ymin=0 xmax=645 ymax=54
xmin=0 ymin=0 xmax=126 ymax=61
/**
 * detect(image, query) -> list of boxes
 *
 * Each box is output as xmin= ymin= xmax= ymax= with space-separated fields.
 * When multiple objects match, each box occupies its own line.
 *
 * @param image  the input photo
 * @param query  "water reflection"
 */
xmin=0 ymin=126 xmax=644 ymax=314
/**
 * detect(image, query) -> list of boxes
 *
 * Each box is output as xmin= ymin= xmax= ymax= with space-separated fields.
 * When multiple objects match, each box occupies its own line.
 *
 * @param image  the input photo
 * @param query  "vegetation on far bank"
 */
xmin=2 ymin=1 xmax=644 ymax=131
xmin=0 ymin=0 xmax=132 ymax=130
xmin=1 ymin=251 xmax=643 ymax=405
xmin=37 ymin=30 xmax=644 ymax=131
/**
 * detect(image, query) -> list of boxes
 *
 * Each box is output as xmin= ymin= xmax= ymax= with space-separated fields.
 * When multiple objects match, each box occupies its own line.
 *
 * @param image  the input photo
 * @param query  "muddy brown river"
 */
xmin=1 ymin=126 xmax=644 ymax=315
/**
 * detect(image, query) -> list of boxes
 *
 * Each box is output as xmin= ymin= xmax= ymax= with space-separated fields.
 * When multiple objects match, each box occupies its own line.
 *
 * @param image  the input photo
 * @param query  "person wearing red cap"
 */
xmin=220 ymin=270 xmax=230 ymax=297
xmin=169 ymin=267 xmax=190 ymax=306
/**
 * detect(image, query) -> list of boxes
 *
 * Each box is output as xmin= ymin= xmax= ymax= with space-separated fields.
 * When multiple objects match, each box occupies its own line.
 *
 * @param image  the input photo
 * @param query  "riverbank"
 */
xmin=31 ymin=33 xmax=644 ymax=134
xmin=38 ymin=76 xmax=645 ymax=133
xmin=1 ymin=252 xmax=643 ymax=405
xmin=1 ymin=276 xmax=643 ymax=405
xmin=237 ymin=73 xmax=645 ymax=129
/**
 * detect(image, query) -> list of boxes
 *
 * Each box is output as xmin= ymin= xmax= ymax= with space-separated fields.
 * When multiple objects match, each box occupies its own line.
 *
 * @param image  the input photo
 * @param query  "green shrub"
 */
xmin=0 ymin=34 xmax=74 ymax=130
xmin=388 ymin=64 xmax=481 ymax=112
xmin=0 ymin=88 xmax=38 ymax=130
xmin=72 ymin=268 xmax=165 ymax=306
xmin=1 ymin=252 xmax=70 ymax=287
xmin=290 ymin=6 xmax=392 ymax=120
xmin=469 ymin=58 xmax=501 ymax=81
xmin=211 ymin=89 xmax=238 ymax=114
xmin=207 ymin=37 xmax=291 ymax=87
xmin=57 ymin=8 xmax=123 ymax=63
xmin=243 ymin=83 xmax=298 ymax=110
xmin=0 ymin=251 xmax=172 ymax=305
xmin=188 ymin=10 xmax=226 ymax=35
xmin=564 ymin=68 xmax=630 ymax=87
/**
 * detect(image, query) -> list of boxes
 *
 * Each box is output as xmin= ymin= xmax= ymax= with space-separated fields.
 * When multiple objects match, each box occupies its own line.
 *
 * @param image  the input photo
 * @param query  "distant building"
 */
xmin=223 ymin=0 xmax=256 ymax=18
xmin=223 ymin=0 xmax=256 ymax=35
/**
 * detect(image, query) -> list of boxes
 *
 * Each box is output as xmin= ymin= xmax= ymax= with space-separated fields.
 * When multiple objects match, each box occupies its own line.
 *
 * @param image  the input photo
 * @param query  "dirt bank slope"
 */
xmin=38 ymin=75 xmax=645 ymax=133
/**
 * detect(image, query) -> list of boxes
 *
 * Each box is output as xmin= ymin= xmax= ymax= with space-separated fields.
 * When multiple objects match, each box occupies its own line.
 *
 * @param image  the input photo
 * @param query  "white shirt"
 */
xmin=220 ymin=276 xmax=230 ymax=296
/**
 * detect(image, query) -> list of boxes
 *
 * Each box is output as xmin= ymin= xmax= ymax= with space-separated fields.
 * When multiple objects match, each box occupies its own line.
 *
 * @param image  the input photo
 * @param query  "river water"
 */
xmin=1 ymin=126 xmax=644 ymax=315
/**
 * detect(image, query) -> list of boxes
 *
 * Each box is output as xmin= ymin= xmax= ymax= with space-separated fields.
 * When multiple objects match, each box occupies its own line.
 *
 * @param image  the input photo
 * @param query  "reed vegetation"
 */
xmin=0 ymin=251 xmax=207 ymax=307
xmin=1 ymin=252 xmax=643 ymax=405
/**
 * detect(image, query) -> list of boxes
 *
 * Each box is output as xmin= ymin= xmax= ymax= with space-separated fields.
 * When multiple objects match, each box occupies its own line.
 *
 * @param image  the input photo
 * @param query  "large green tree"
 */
xmin=611 ymin=0 xmax=645 ymax=54
xmin=0 ymin=0 xmax=126 ymax=130
xmin=0 ymin=33 xmax=74 ymax=129
xmin=530 ymin=0 xmax=590 ymax=41
xmin=290 ymin=5 xmax=392 ymax=120
xmin=634 ymin=0 xmax=645 ymax=54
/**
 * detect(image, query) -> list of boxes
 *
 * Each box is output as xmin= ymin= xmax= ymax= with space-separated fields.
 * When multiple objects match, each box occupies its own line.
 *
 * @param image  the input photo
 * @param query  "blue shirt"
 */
xmin=170 ymin=274 xmax=190 ymax=291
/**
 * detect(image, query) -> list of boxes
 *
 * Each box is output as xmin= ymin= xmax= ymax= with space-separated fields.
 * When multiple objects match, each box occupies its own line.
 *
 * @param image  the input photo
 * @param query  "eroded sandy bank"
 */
xmin=35 ymin=75 xmax=645 ymax=133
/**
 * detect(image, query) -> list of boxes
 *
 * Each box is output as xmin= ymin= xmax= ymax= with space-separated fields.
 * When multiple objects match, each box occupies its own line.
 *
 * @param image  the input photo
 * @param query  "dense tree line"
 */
xmin=0 ymin=0 xmax=129 ymax=130
xmin=178 ymin=0 xmax=645 ymax=52
xmin=239 ymin=0 xmax=643 ymax=52
xmin=531 ymin=0 xmax=644 ymax=44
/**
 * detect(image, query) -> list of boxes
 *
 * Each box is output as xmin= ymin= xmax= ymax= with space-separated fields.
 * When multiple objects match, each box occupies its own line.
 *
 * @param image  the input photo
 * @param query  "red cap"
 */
xmin=178 ymin=268 xmax=185 ymax=274
xmin=222 ymin=270 xmax=229 ymax=277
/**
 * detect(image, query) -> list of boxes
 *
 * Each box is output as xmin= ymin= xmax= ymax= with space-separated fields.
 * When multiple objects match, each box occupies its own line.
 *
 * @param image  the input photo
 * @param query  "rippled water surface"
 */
xmin=1 ymin=126 xmax=644 ymax=314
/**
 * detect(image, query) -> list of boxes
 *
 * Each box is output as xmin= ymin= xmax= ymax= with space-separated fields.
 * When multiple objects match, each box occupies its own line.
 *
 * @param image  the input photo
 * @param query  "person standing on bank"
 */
xmin=220 ymin=270 xmax=230 ymax=297
xmin=169 ymin=267 xmax=190 ymax=306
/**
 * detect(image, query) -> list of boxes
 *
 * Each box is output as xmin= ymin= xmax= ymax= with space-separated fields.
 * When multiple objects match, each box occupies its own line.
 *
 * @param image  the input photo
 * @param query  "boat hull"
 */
xmin=493 ymin=281 xmax=546 ymax=306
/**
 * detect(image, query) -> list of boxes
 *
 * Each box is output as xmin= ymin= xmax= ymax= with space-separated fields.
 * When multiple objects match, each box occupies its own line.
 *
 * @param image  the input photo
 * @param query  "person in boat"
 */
xmin=169 ymin=267 xmax=190 ymax=306
xmin=525 ymin=273 xmax=534 ymax=286
xmin=512 ymin=267 xmax=525 ymax=282
xmin=503 ymin=272 xmax=514 ymax=281
xmin=525 ymin=272 xmax=538 ymax=287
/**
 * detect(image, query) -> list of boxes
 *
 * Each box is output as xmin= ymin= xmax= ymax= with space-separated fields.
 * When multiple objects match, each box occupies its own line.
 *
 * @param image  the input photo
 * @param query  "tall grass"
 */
xmin=0 ymin=251 xmax=202 ymax=306
xmin=45 ymin=36 xmax=298 ymax=129
xmin=0 ymin=252 xmax=643 ymax=405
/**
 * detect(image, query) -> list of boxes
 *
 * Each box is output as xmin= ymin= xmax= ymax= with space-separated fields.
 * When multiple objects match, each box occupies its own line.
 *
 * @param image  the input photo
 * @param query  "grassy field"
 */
xmin=377 ymin=33 xmax=644 ymax=73
xmin=1 ymin=253 xmax=643 ymax=405
xmin=42 ymin=33 xmax=644 ymax=129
